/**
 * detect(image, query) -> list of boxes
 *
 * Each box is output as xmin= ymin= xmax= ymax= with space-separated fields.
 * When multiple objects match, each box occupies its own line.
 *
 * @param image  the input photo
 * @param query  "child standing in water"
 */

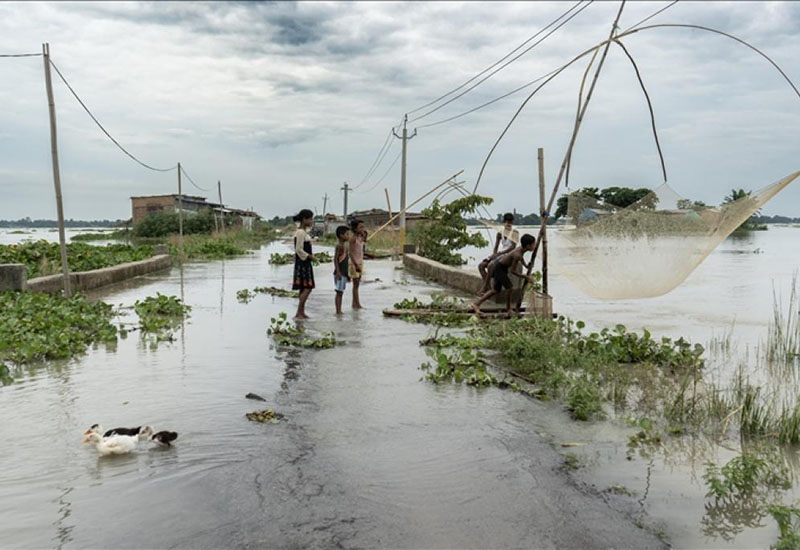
xmin=333 ymin=225 xmax=350 ymax=315
xmin=348 ymin=219 xmax=367 ymax=309
xmin=292 ymin=209 xmax=315 ymax=320
xmin=472 ymin=233 xmax=536 ymax=316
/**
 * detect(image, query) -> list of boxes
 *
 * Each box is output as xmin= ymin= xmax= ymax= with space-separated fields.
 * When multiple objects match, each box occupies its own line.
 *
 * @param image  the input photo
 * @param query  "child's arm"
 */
xmin=491 ymin=232 xmax=501 ymax=256
xmin=334 ymin=244 xmax=342 ymax=277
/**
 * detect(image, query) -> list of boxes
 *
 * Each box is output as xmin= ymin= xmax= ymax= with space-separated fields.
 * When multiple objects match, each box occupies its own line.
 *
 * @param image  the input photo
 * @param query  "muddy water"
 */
xmin=461 ymin=225 xmax=800 ymax=547
xmin=0 ymin=241 xmax=663 ymax=549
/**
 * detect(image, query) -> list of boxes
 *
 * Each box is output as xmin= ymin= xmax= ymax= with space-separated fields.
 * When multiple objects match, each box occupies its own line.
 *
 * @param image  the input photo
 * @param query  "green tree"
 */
xmin=416 ymin=195 xmax=494 ymax=265
xmin=723 ymin=188 xmax=764 ymax=231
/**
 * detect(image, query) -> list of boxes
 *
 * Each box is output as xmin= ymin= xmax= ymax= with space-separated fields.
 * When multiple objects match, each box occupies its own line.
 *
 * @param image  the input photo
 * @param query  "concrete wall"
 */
xmin=27 ymin=254 xmax=172 ymax=294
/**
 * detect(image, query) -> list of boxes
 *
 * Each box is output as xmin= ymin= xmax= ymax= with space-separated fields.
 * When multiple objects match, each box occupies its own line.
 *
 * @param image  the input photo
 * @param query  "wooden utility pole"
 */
xmin=322 ymin=193 xmax=329 ymax=217
xmin=42 ymin=42 xmax=71 ymax=297
xmin=217 ymin=180 xmax=224 ymax=234
xmin=341 ymin=182 xmax=350 ymax=218
xmin=393 ymin=114 xmax=417 ymax=247
xmin=538 ymin=147 xmax=548 ymax=295
xmin=177 ymin=162 xmax=183 ymax=243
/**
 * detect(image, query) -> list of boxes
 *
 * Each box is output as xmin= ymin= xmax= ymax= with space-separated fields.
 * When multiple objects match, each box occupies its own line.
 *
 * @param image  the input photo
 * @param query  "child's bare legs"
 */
xmin=295 ymin=288 xmax=312 ymax=319
xmin=478 ymin=260 xmax=489 ymax=294
xmin=471 ymin=287 xmax=497 ymax=315
xmin=352 ymin=277 xmax=363 ymax=309
xmin=335 ymin=291 xmax=343 ymax=315
xmin=505 ymin=288 xmax=513 ymax=316
xmin=479 ymin=260 xmax=497 ymax=294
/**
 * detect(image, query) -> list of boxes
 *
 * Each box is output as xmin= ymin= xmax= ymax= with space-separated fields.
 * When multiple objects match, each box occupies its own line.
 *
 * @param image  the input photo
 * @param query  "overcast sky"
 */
xmin=1 ymin=1 xmax=799 ymax=220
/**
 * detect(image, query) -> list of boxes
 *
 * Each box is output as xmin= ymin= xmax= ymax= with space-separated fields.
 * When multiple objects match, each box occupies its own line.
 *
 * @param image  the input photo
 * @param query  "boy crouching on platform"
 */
xmin=472 ymin=233 xmax=536 ymax=316
xmin=333 ymin=225 xmax=350 ymax=315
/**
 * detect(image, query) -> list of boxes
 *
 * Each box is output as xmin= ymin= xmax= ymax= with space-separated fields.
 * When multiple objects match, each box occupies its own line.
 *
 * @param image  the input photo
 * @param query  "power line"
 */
xmin=48 ymin=58 xmax=176 ymax=173
xmin=360 ymin=149 xmax=401 ymax=194
xmin=416 ymin=0 xmax=678 ymax=130
xmin=622 ymin=0 xmax=678 ymax=33
xmin=406 ymin=1 xmax=584 ymax=116
xmin=0 ymin=52 xmax=42 ymax=58
xmin=408 ymin=0 xmax=594 ymax=123
xmin=179 ymin=165 xmax=214 ymax=192
xmin=354 ymin=126 xmax=395 ymax=189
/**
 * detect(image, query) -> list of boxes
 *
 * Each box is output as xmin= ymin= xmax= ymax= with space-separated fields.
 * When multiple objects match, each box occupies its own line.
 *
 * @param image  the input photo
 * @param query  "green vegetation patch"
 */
xmin=246 ymin=408 xmax=286 ymax=424
xmin=415 ymin=195 xmax=493 ymax=266
xmin=0 ymin=290 xmax=117 ymax=364
xmin=0 ymin=240 xmax=153 ymax=279
xmin=237 ymin=286 xmax=299 ymax=303
xmin=134 ymin=293 xmax=191 ymax=334
xmin=267 ymin=312 xmax=336 ymax=349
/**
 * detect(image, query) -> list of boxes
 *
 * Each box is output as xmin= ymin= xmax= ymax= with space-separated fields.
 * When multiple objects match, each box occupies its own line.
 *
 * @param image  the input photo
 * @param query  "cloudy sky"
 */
xmin=1 ymin=1 xmax=799 ymax=220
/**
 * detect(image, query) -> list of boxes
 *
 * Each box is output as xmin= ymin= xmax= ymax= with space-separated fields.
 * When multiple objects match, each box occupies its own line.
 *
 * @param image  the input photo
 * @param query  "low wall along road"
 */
xmin=0 ymin=254 xmax=172 ymax=294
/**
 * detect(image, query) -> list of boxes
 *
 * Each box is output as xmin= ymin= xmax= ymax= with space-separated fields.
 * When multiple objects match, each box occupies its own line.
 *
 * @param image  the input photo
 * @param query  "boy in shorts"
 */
xmin=472 ymin=233 xmax=536 ymax=316
xmin=478 ymin=212 xmax=519 ymax=294
xmin=333 ymin=225 xmax=350 ymax=315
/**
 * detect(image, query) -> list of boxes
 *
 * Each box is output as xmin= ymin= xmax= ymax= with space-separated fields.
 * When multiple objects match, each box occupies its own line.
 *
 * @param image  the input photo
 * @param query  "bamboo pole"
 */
xmin=384 ymin=188 xmax=398 ymax=260
xmin=42 ymin=43 xmax=71 ymax=297
xmin=218 ymin=180 xmax=224 ymax=234
xmin=539 ymin=148 xmax=548 ymax=295
xmin=369 ymin=170 xmax=463 ymax=240
xmin=177 ymin=162 xmax=183 ymax=252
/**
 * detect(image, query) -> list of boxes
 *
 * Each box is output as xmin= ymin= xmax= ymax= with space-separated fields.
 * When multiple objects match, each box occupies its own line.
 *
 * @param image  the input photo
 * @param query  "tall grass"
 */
xmin=767 ymin=271 xmax=800 ymax=369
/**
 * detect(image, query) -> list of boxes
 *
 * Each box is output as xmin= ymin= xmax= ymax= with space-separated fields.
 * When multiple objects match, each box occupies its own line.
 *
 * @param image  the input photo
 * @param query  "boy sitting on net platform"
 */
xmin=472 ymin=233 xmax=536 ymax=316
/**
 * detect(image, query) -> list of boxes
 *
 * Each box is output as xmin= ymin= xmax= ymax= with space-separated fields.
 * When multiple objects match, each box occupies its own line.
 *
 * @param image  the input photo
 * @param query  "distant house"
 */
xmin=348 ymin=208 xmax=428 ymax=230
xmin=130 ymin=194 xmax=261 ymax=228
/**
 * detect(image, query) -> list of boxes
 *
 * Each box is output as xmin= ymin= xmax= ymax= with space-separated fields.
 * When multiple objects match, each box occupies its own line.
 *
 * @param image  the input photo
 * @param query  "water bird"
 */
xmin=82 ymin=431 xmax=142 ymax=456
xmin=150 ymin=431 xmax=179 ymax=447
xmin=85 ymin=424 xmax=143 ymax=438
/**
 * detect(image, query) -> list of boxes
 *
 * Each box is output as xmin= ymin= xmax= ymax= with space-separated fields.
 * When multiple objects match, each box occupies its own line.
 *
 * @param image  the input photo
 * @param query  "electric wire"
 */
xmin=417 ymin=0 xmax=678 ymax=130
xmin=354 ymin=126 xmax=395 ymax=189
xmin=48 ymin=59 xmax=176 ymax=172
xmin=0 ymin=53 xmax=42 ymax=58
xmin=360 ymin=150 xmax=401 ymax=194
xmin=355 ymin=130 xmax=398 ymax=191
xmin=406 ymin=0 xmax=584 ymax=116
xmin=408 ymin=0 xmax=594 ymax=123
xmin=179 ymin=165 xmax=214 ymax=192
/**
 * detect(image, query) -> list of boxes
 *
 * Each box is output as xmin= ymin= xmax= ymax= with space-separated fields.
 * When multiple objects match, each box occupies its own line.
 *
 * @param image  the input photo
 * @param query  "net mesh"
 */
xmin=556 ymin=170 xmax=800 ymax=300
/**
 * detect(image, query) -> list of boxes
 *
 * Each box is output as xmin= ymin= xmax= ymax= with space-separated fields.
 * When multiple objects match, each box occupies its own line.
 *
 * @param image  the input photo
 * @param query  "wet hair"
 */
xmin=350 ymin=219 xmax=364 ymax=231
xmin=503 ymin=212 xmax=515 ymax=223
xmin=520 ymin=234 xmax=535 ymax=248
xmin=293 ymin=209 xmax=314 ymax=223
xmin=335 ymin=225 xmax=350 ymax=238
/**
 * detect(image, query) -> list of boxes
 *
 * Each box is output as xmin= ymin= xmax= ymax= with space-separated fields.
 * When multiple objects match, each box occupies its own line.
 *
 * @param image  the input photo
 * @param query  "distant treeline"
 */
xmin=0 ymin=218 xmax=126 ymax=228
xmin=464 ymin=213 xmax=800 ymax=226
xmin=751 ymin=215 xmax=800 ymax=224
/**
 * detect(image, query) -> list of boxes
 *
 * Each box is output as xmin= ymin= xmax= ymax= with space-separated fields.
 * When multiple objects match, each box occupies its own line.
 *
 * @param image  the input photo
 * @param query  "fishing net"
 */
xmin=556 ymin=170 xmax=800 ymax=300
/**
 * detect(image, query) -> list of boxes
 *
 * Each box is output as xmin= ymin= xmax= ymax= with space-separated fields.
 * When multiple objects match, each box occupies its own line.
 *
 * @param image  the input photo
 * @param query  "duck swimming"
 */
xmin=151 ymin=431 xmax=179 ymax=447
xmin=85 ymin=424 xmax=142 ymax=438
xmin=82 ymin=431 xmax=140 ymax=456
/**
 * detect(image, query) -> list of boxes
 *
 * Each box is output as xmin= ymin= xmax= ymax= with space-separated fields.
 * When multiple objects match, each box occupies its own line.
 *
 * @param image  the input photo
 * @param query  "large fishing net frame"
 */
xmin=471 ymin=4 xmax=800 ymax=300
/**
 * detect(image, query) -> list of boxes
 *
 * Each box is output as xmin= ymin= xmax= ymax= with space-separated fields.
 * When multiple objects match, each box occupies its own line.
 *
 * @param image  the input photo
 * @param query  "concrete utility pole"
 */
xmin=392 ymin=114 xmax=417 ymax=245
xmin=341 ymin=182 xmax=350 ymax=219
xmin=322 ymin=193 xmax=329 ymax=217
xmin=42 ymin=42 xmax=71 ymax=297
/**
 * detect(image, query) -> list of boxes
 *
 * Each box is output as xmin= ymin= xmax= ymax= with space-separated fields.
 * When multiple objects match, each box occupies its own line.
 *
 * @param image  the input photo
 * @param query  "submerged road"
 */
xmin=0 ymin=243 xmax=664 ymax=549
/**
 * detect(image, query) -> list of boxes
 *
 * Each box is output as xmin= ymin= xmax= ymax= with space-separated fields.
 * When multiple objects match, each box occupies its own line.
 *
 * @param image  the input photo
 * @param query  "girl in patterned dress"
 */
xmin=292 ymin=209 xmax=315 ymax=319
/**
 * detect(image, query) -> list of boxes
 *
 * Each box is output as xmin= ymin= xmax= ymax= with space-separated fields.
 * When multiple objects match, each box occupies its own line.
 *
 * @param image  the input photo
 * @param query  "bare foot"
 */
xmin=294 ymin=314 xmax=309 ymax=320
xmin=471 ymin=303 xmax=482 ymax=316
xmin=335 ymin=311 xmax=343 ymax=316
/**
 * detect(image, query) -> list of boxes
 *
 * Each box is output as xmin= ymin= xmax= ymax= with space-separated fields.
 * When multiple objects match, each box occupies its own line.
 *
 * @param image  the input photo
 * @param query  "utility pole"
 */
xmin=217 ymin=180 xmax=224 ymax=234
xmin=341 ymin=182 xmax=350 ymax=219
xmin=42 ymin=42 xmax=71 ymax=297
xmin=177 ymin=162 xmax=183 ymax=243
xmin=392 ymin=114 xmax=417 ymax=246
xmin=322 ymin=193 xmax=329 ymax=217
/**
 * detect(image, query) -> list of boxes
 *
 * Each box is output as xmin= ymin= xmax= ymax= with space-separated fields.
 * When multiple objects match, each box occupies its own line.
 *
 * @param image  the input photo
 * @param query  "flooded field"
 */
xmin=1 ymin=226 xmax=799 ymax=548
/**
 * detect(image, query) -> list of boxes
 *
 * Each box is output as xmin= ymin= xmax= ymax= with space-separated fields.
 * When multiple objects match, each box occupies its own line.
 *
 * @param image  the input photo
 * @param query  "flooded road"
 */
xmin=0 ymin=240 xmax=663 ymax=549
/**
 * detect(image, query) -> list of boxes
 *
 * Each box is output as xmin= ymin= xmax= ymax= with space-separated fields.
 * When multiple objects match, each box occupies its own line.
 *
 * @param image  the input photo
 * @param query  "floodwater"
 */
xmin=1 ymin=226 xmax=799 ymax=548
xmin=0 ymin=238 xmax=663 ymax=549
xmin=0 ymin=227 xmax=115 ymax=245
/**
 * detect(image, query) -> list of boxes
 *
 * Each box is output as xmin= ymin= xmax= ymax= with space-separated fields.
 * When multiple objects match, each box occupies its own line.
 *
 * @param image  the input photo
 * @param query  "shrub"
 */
xmin=416 ymin=195 xmax=493 ymax=265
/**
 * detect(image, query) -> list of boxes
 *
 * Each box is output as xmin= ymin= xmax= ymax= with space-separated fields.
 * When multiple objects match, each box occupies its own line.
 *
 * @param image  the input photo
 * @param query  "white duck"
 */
xmin=82 ymin=426 xmax=153 ymax=456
